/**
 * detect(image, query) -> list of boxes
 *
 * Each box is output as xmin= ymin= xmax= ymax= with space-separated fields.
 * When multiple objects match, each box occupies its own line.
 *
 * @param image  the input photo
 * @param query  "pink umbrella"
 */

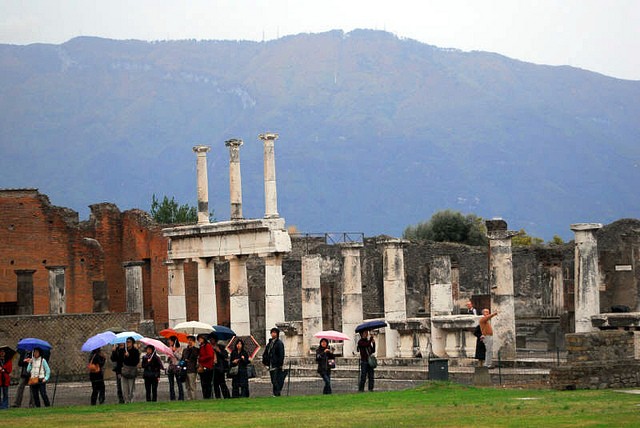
xmin=139 ymin=337 xmax=174 ymax=357
xmin=314 ymin=330 xmax=351 ymax=341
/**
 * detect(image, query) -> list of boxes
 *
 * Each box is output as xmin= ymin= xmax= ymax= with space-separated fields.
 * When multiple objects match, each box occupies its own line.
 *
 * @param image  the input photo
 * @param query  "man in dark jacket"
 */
xmin=110 ymin=344 xmax=126 ymax=404
xmin=210 ymin=334 xmax=230 ymax=399
xmin=11 ymin=350 xmax=33 ymax=408
xmin=263 ymin=327 xmax=286 ymax=396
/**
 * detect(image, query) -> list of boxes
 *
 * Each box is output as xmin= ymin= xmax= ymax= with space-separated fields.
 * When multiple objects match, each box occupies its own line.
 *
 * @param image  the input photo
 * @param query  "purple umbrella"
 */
xmin=81 ymin=331 xmax=117 ymax=352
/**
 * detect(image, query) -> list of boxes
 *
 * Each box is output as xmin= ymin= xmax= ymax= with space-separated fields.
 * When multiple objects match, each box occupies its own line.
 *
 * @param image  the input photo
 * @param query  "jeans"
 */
xmin=213 ymin=370 xmax=230 ymax=398
xmin=320 ymin=372 xmax=332 ymax=394
xmin=168 ymin=371 xmax=184 ymax=400
xmin=199 ymin=369 xmax=213 ymax=399
xmin=231 ymin=370 xmax=249 ymax=398
xmin=0 ymin=386 xmax=8 ymax=409
xmin=144 ymin=376 xmax=159 ymax=402
xmin=359 ymin=361 xmax=375 ymax=392
xmin=30 ymin=382 xmax=50 ymax=407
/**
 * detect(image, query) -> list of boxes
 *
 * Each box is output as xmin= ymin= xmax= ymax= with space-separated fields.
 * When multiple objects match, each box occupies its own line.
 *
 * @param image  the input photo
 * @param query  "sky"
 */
xmin=0 ymin=0 xmax=638 ymax=81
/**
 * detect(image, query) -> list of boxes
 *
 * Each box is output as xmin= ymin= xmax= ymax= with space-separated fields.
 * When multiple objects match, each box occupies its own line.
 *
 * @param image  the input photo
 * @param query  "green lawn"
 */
xmin=5 ymin=383 xmax=640 ymax=427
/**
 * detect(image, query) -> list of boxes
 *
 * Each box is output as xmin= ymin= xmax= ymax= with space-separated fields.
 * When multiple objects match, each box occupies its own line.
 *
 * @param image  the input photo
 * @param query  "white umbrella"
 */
xmin=173 ymin=321 xmax=214 ymax=335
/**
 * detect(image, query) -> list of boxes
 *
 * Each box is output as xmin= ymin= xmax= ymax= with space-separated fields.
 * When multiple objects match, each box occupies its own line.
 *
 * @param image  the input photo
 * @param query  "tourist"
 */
xmin=121 ymin=337 xmax=140 ymax=403
xmin=110 ymin=343 xmax=126 ymax=403
xmin=167 ymin=336 xmax=184 ymax=401
xmin=229 ymin=338 xmax=250 ymax=398
xmin=26 ymin=347 xmax=50 ymax=407
xmin=315 ymin=338 xmax=335 ymax=395
xmin=141 ymin=345 xmax=164 ymax=402
xmin=473 ymin=324 xmax=486 ymax=367
xmin=0 ymin=348 xmax=13 ymax=409
xmin=357 ymin=330 xmax=376 ymax=392
xmin=479 ymin=309 xmax=499 ymax=368
xmin=263 ymin=327 xmax=286 ymax=396
xmin=87 ymin=347 xmax=106 ymax=405
xmin=197 ymin=334 xmax=215 ymax=399
xmin=210 ymin=334 xmax=230 ymax=399
xmin=181 ymin=335 xmax=199 ymax=400
xmin=11 ymin=349 xmax=33 ymax=408
xmin=466 ymin=301 xmax=478 ymax=315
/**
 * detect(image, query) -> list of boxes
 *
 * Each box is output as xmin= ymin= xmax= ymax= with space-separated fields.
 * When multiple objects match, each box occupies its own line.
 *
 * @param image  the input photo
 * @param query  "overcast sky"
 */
xmin=0 ymin=0 xmax=638 ymax=80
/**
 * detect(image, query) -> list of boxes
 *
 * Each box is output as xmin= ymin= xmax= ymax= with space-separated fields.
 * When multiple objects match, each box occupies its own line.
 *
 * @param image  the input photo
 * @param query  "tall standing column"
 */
xmin=486 ymin=219 xmax=518 ymax=360
xmin=380 ymin=239 xmax=408 ymax=358
xmin=47 ymin=266 xmax=66 ymax=314
xmin=258 ymin=133 xmax=279 ymax=218
xmin=228 ymin=255 xmax=251 ymax=336
xmin=571 ymin=223 xmax=603 ymax=333
xmin=264 ymin=253 xmax=285 ymax=343
xmin=430 ymin=255 xmax=453 ymax=357
xmin=124 ymin=261 xmax=145 ymax=319
xmin=193 ymin=145 xmax=211 ymax=225
xmin=340 ymin=243 xmax=364 ymax=357
xmin=301 ymin=255 xmax=322 ymax=355
xmin=225 ymin=138 xmax=244 ymax=220
xmin=196 ymin=258 xmax=217 ymax=325
xmin=167 ymin=260 xmax=187 ymax=327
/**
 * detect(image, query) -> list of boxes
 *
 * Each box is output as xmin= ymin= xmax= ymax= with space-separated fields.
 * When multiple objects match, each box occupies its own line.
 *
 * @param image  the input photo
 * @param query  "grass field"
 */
xmin=5 ymin=383 xmax=640 ymax=427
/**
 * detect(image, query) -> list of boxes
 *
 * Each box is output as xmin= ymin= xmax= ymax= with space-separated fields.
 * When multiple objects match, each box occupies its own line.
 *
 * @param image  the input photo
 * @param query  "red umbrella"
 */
xmin=314 ymin=330 xmax=351 ymax=341
xmin=159 ymin=329 xmax=189 ymax=343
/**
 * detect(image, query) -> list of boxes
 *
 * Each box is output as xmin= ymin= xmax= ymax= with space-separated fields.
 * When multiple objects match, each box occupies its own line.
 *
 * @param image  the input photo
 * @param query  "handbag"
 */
xmin=121 ymin=364 xmax=137 ymax=379
xmin=227 ymin=366 xmax=239 ymax=378
xmin=88 ymin=354 xmax=101 ymax=373
xmin=247 ymin=364 xmax=256 ymax=379
xmin=367 ymin=355 xmax=378 ymax=369
xmin=327 ymin=359 xmax=336 ymax=369
xmin=28 ymin=377 xmax=40 ymax=385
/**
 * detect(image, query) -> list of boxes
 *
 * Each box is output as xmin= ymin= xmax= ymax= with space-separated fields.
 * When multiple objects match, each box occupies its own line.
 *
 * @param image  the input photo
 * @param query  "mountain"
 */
xmin=1 ymin=30 xmax=639 ymax=241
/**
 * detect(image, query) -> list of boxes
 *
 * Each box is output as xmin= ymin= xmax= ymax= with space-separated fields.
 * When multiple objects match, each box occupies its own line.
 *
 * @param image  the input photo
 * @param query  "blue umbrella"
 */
xmin=355 ymin=320 xmax=387 ymax=333
xmin=81 ymin=331 xmax=117 ymax=352
xmin=210 ymin=325 xmax=236 ymax=341
xmin=17 ymin=337 xmax=52 ymax=351
xmin=111 ymin=331 xmax=143 ymax=344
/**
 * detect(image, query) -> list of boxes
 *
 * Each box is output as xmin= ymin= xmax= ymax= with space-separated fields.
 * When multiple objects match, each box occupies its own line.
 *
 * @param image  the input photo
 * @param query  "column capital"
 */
xmin=258 ymin=132 xmax=279 ymax=142
xmin=193 ymin=145 xmax=211 ymax=154
xmin=487 ymin=230 xmax=519 ymax=240
xmin=338 ymin=242 xmax=364 ymax=250
xmin=377 ymin=238 xmax=409 ymax=248
xmin=225 ymin=138 xmax=244 ymax=149
xmin=123 ymin=260 xmax=146 ymax=268
xmin=570 ymin=223 xmax=603 ymax=232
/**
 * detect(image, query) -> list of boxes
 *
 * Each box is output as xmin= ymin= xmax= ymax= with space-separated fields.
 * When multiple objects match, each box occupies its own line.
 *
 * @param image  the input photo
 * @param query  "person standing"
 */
xmin=263 ymin=327 xmax=286 ymax=397
xmin=26 ymin=347 xmax=50 ymax=407
xmin=357 ymin=330 xmax=376 ymax=392
xmin=141 ymin=345 xmax=164 ymax=402
xmin=167 ymin=336 xmax=184 ymax=401
xmin=196 ymin=334 xmax=215 ymax=399
xmin=0 ymin=348 xmax=13 ymax=409
xmin=315 ymin=338 xmax=335 ymax=395
xmin=181 ymin=335 xmax=199 ymax=400
xmin=479 ymin=309 xmax=499 ymax=368
xmin=110 ymin=343 xmax=126 ymax=403
xmin=12 ymin=349 xmax=34 ymax=408
xmin=88 ymin=348 xmax=106 ymax=405
xmin=210 ymin=334 xmax=230 ymax=399
xmin=472 ymin=324 xmax=486 ymax=367
xmin=229 ymin=339 xmax=250 ymax=398
xmin=121 ymin=337 xmax=140 ymax=403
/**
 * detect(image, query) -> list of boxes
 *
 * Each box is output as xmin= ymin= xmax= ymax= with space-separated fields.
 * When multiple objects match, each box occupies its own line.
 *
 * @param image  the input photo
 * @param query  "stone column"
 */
xmin=124 ymin=261 xmax=145 ymax=319
xmin=264 ymin=253 xmax=286 ymax=343
xmin=543 ymin=255 xmax=565 ymax=317
xmin=380 ymin=238 xmax=408 ymax=358
xmin=571 ymin=223 xmax=603 ymax=333
xmin=228 ymin=255 xmax=251 ymax=336
xmin=47 ymin=266 xmax=66 ymax=314
xmin=167 ymin=260 xmax=187 ymax=327
xmin=302 ymin=254 xmax=322 ymax=355
xmin=225 ymin=138 xmax=244 ymax=220
xmin=258 ymin=132 xmax=279 ymax=218
xmin=430 ymin=255 xmax=453 ymax=357
xmin=193 ymin=145 xmax=211 ymax=225
xmin=486 ymin=219 xmax=518 ymax=360
xmin=340 ymin=243 xmax=364 ymax=357
xmin=196 ymin=258 xmax=217 ymax=325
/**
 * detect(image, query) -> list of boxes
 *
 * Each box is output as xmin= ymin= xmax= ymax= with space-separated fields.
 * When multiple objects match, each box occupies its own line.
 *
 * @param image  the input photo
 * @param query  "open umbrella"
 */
xmin=313 ymin=330 xmax=351 ymax=341
xmin=355 ymin=320 xmax=387 ymax=333
xmin=173 ymin=321 xmax=214 ymax=335
xmin=139 ymin=337 xmax=174 ymax=358
xmin=111 ymin=331 xmax=143 ymax=344
xmin=211 ymin=325 xmax=236 ymax=341
xmin=81 ymin=331 xmax=117 ymax=352
xmin=17 ymin=337 xmax=52 ymax=351
xmin=226 ymin=335 xmax=261 ymax=360
xmin=159 ymin=329 xmax=189 ymax=343
xmin=0 ymin=345 xmax=16 ymax=361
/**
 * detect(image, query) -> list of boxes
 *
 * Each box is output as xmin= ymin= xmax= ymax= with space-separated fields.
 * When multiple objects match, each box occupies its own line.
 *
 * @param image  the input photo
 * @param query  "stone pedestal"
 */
xmin=193 ymin=145 xmax=211 ymax=225
xmin=228 ymin=255 xmax=250 ymax=336
xmin=380 ymin=239 xmax=409 ymax=358
xmin=196 ymin=258 xmax=217 ymax=325
xmin=265 ymin=253 xmax=286 ymax=343
xmin=340 ymin=243 xmax=364 ymax=357
xmin=302 ymin=255 xmax=322 ymax=355
xmin=571 ymin=223 xmax=603 ymax=333
xmin=124 ymin=261 xmax=145 ymax=319
xmin=473 ymin=366 xmax=492 ymax=386
xmin=167 ymin=260 xmax=187 ymax=327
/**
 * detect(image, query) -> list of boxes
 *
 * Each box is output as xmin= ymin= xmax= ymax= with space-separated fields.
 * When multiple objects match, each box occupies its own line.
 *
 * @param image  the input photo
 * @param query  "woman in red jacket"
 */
xmin=197 ymin=334 xmax=215 ymax=399
xmin=0 ymin=348 xmax=13 ymax=409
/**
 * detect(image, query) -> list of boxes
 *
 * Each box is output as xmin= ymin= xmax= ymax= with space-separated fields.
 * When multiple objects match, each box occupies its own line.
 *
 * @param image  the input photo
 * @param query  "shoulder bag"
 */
xmin=88 ymin=354 xmax=101 ymax=373
xmin=121 ymin=364 xmax=137 ymax=379
xmin=247 ymin=363 xmax=256 ymax=379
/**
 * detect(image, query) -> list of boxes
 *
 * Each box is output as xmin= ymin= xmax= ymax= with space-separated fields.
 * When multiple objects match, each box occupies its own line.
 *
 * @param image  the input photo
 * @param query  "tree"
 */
xmin=403 ymin=210 xmax=487 ymax=246
xmin=511 ymin=229 xmax=544 ymax=247
xmin=550 ymin=235 xmax=565 ymax=245
xmin=150 ymin=194 xmax=198 ymax=224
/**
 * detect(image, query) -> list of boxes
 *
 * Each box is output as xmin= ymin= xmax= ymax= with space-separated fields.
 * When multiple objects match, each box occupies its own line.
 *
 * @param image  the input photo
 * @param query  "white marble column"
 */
xmin=47 ymin=266 xmax=66 ymax=314
xmin=340 ymin=243 xmax=364 ymax=357
xmin=124 ymin=261 xmax=145 ymax=319
xmin=258 ymin=133 xmax=279 ymax=219
xmin=196 ymin=258 xmax=217 ymax=325
xmin=193 ymin=145 xmax=211 ymax=225
xmin=571 ymin=223 xmax=603 ymax=333
xmin=486 ymin=219 xmax=518 ymax=360
xmin=228 ymin=255 xmax=251 ymax=336
xmin=430 ymin=255 xmax=453 ymax=357
xmin=225 ymin=138 xmax=244 ymax=220
xmin=380 ymin=238 xmax=408 ymax=358
xmin=264 ymin=253 xmax=286 ymax=343
xmin=167 ymin=260 xmax=187 ymax=327
xmin=302 ymin=255 xmax=322 ymax=354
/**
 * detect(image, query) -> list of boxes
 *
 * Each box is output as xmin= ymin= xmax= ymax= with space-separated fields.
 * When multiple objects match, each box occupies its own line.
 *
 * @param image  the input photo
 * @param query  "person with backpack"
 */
xmin=210 ymin=334 xmax=230 ymax=399
xmin=263 ymin=327 xmax=286 ymax=396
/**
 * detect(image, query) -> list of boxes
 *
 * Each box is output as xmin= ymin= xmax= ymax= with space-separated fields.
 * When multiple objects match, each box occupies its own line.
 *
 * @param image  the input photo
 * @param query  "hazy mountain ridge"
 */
xmin=1 ymin=30 xmax=638 ymax=240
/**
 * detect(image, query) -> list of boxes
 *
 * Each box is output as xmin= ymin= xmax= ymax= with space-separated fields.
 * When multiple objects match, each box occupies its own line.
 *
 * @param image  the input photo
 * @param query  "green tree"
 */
xmin=511 ymin=229 xmax=544 ymax=247
xmin=403 ymin=209 xmax=487 ymax=246
xmin=150 ymin=194 xmax=198 ymax=224
xmin=550 ymin=235 xmax=565 ymax=245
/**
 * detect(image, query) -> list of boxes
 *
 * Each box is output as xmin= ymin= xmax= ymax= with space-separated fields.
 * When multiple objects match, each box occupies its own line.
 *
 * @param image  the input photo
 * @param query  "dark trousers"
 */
xmin=30 ymin=382 xmax=50 ymax=407
xmin=359 ymin=361 xmax=375 ymax=392
xmin=199 ymin=369 xmax=213 ymax=399
xmin=115 ymin=373 xmax=124 ymax=403
xmin=320 ymin=372 xmax=332 ymax=394
xmin=143 ymin=377 xmax=159 ymax=402
xmin=0 ymin=386 xmax=8 ymax=409
xmin=168 ymin=371 xmax=184 ymax=401
xmin=269 ymin=368 xmax=286 ymax=396
xmin=90 ymin=379 xmax=105 ymax=405
xmin=213 ymin=370 xmax=230 ymax=398
xmin=231 ymin=370 xmax=249 ymax=398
